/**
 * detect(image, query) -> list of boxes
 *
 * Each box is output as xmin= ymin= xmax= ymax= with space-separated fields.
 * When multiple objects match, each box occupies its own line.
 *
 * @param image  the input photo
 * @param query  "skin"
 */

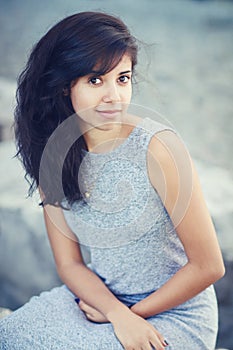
xmin=70 ymin=54 xmax=135 ymax=153
xmin=40 ymin=54 xmax=225 ymax=350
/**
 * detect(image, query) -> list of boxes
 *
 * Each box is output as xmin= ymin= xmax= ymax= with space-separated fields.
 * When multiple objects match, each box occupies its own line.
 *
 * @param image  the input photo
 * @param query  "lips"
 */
xmin=96 ymin=109 xmax=122 ymax=119
xmin=96 ymin=109 xmax=122 ymax=114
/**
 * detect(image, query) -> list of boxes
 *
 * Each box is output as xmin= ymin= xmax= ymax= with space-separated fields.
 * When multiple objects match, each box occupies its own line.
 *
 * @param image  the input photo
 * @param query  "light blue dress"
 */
xmin=0 ymin=117 xmax=218 ymax=349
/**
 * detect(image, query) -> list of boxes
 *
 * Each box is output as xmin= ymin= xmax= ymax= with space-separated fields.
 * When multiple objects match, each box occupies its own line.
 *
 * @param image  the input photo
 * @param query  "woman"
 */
xmin=0 ymin=11 xmax=225 ymax=350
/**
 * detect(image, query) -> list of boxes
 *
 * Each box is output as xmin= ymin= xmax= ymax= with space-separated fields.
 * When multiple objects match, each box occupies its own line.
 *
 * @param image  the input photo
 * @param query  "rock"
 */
xmin=0 ymin=141 xmax=61 ymax=310
xmin=215 ymin=259 xmax=233 ymax=350
xmin=0 ymin=141 xmax=90 ymax=310
xmin=0 ymin=206 xmax=61 ymax=310
xmin=194 ymin=159 xmax=233 ymax=261
xmin=0 ymin=77 xmax=15 ymax=141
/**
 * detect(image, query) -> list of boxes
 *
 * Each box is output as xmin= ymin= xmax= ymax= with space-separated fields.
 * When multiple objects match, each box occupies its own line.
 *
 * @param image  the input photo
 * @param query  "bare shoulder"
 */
xmin=146 ymin=129 xmax=195 ymax=227
xmin=147 ymin=129 xmax=190 ymax=165
xmin=146 ymin=129 xmax=193 ymax=191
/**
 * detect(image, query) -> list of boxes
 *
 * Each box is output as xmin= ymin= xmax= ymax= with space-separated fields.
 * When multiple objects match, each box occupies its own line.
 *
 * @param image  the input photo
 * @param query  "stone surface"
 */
xmin=0 ymin=77 xmax=15 ymax=141
xmin=0 ymin=140 xmax=61 ymax=309
xmin=215 ymin=260 xmax=233 ymax=350
xmin=0 ymin=141 xmax=90 ymax=310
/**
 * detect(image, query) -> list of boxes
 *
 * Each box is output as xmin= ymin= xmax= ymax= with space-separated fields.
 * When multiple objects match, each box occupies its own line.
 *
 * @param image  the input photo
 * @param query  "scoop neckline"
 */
xmin=81 ymin=117 xmax=148 ymax=157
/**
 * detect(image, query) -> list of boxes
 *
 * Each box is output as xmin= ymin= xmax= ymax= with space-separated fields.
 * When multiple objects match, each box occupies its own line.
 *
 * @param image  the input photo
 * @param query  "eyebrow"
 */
xmin=89 ymin=69 xmax=132 ymax=76
xmin=119 ymin=70 xmax=132 ymax=75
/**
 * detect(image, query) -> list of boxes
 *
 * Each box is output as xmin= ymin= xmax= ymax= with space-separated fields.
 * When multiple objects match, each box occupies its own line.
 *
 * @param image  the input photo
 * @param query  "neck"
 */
xmin=79 ymin=120 xmax=123 ymax=154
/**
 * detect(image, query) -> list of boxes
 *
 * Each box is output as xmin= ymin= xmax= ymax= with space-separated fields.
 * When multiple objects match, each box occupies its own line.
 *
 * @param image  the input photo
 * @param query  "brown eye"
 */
xmin=118 ymin=75 xmax=130 ymax=84
xmin=89 ymin=77 xmax=101 ymax=85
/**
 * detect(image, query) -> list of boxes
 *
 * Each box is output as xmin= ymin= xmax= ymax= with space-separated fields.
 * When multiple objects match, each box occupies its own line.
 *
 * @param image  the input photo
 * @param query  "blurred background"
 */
xmin=0 ymin=0 xmax=232 ymax=348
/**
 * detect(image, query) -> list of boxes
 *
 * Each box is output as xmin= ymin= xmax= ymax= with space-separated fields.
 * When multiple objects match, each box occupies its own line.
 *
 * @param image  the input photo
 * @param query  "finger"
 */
xmin=80 ymin=302 xmax=105 ymax=320
xmin=79 ymin=301 xmax=94 ymax=313
xmin=85 ymin=312 xmax=100 ymax=323
xmin=141 ymin=341 xmax=156 ymax=350
xmin=151 ymin=328 xmax=168 ymax=347
xmin=149 ymin=337 xmax=165 ymax=350
xmin=157 ymin=335 xmax=169 ymax=347
xmin=85 ymin=312 xmax=93 ymax=320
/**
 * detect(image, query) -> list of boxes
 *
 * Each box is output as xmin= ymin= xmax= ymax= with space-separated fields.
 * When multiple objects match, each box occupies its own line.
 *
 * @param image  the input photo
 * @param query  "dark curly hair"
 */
xmin=14 ymin=11 xmax=138 ymax=207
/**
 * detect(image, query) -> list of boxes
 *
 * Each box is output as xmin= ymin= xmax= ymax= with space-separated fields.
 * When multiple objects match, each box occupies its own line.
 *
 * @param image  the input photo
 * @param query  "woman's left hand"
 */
xmin=77 ymin=299 xmax=109 ymax=323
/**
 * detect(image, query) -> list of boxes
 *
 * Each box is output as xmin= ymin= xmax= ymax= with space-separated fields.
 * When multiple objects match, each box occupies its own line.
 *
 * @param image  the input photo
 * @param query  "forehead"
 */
xmin=117 ymin=54 xmax=132 ymax=68
xmin=93 ymin=54 xmax=132 ymax=75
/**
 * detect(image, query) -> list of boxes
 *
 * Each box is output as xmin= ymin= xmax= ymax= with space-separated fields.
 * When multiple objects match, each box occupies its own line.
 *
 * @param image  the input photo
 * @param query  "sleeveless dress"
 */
xmin=0 ymin=117 xmax=218 ymax=350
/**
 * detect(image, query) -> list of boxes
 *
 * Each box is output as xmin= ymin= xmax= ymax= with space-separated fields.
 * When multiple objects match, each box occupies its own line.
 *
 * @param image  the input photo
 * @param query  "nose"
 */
xmin=102 ymin=82 xmax=120 ymax=103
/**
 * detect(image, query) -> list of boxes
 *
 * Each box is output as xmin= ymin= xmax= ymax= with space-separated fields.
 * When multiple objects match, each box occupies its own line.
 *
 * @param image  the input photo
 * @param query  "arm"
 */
xmin=131 ymin=131 xmax=225 ymax=318
xmin=41 ymin=198 xmax=167 ymax=349
xmin=41 ymin=202 xmax=129 ymax=319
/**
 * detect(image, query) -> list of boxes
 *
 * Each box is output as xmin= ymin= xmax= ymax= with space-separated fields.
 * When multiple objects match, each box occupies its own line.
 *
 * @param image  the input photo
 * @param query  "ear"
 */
xmin=63 ymin=87 xmax=69 ymax=96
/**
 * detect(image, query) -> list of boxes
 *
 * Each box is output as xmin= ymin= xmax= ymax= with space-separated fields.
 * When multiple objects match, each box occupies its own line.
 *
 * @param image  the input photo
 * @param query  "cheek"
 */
xmin=122 ymin=86 xmax=132 ymax=103
xmin=71 ymin=90 xmax=89 ymax=113
xmin=70 ymin=89 xmax=79 ymax=113
xmin=70 ymin=89 xmax=98 ymax=122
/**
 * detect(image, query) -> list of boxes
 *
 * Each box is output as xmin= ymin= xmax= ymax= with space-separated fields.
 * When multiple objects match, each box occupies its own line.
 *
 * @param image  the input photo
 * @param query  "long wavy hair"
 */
xmin=14 ymin=11 xmax=138 ymax=207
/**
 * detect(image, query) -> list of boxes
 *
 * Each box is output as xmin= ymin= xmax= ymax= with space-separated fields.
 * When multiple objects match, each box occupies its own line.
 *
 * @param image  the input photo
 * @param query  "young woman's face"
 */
xmin=70 ymin=54 xmax=132 ymax=130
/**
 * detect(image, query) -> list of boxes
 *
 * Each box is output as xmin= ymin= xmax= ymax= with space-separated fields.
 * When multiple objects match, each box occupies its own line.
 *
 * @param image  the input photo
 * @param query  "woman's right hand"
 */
xmin=110 ymin=308 xmax=168 ymax=350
